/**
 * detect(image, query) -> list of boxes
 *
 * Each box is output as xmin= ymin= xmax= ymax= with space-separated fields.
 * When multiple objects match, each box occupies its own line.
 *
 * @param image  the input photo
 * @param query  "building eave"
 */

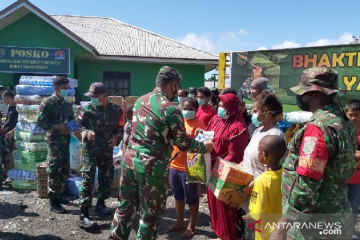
xmin=0 ymin=0 xmax=99 ymax=57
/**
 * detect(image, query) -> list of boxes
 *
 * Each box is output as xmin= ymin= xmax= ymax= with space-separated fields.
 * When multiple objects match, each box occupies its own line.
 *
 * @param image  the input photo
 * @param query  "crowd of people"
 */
xmin=0 ymin=66 xmax=360 ymax=240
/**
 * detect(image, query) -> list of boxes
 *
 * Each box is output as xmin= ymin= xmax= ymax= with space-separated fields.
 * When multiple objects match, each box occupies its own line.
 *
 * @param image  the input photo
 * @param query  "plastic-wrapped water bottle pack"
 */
xmin=16 ymin=85 xmax=76 ymax=96
xmin=7 ymin=169 xmax=37 ymax=180
xmin=19 ymin=75 xmax=78 ymax=88
xmin=15 ymin=95 xmax=75 ymax=104
xmin=16 ymin=121 xmax=45 ymax=134
xmin=15 ymin=141 xmax=47 ymax=152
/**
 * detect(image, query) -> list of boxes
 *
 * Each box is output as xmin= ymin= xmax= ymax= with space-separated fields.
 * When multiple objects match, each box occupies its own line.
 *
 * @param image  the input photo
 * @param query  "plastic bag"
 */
xmin=186 ymin=152 xmax=206 ymax=183
xmin=66 ymin=120 xmax=79 ymax=132
xmin=93 ymin=167 xmax=98 ymax=195
xmin=186 ymin=130 xmax=214 ymax=183
xmin=69 ymin=133 xmax=82 ymax=170
xmin=113 ymin=141 xmax=123 ymax=170
xmin=67 ymin=175 xmax=82 ymax=197
xmin=284 ymin=111 xmax=312 ymax=124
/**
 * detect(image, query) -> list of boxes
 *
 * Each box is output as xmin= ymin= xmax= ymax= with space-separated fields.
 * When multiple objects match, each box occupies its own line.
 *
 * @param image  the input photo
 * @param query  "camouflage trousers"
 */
xmin=46 ymin=135 xmax=70 ymax=199
xmin=79 ymin=147 xmax=114 ymax=208
xmin=109 ymin=166 xmax=168 ymax=240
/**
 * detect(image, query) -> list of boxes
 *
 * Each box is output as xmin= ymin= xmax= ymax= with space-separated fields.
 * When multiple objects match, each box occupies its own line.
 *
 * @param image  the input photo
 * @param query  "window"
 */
xmin=103 ymin=71 xmax=131 ymax=96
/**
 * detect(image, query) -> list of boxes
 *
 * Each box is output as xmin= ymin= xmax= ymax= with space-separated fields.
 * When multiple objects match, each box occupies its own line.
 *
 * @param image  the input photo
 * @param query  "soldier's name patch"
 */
xmin=298 ymin=156 xmax=327 ymax=173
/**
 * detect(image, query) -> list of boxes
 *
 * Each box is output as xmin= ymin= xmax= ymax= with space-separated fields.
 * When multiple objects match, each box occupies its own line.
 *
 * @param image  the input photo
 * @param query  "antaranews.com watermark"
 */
xmin=247 ymin=213 xmax=351 ymax=239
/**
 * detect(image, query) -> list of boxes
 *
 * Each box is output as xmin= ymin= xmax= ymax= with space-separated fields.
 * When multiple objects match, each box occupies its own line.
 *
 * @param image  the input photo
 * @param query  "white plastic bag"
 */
xmin=284 ymin=111 xmax=312 ymax=124
xmin=69 ymin=133 xmax=82 ymax=170
xmin=113 ymin=141 xmax=124 ymax=170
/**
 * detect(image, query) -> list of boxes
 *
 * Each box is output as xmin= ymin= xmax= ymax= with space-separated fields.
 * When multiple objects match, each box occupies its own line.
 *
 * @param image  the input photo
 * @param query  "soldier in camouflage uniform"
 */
xmin=37 ymin=76 xmax=74 ymax=214
xmin=79 ymin=82 xmax=123 ymax=229
xmin=270 ymin=68 xmax=357 ymax=240
xmin=109 ymin=66 xmax=213 ymax=240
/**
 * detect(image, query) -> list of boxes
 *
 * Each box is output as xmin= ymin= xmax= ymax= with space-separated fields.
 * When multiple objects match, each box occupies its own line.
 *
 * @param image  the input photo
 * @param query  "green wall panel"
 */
xmin=77 ymin=60 xmax=205 ymax=99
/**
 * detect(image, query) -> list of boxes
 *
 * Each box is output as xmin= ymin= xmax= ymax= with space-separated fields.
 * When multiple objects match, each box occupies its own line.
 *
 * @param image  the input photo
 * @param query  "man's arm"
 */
xmin=78 ymin=106 xmax=92 ymax=141
xmin=167 ymin=107 xmax=207 ymax=154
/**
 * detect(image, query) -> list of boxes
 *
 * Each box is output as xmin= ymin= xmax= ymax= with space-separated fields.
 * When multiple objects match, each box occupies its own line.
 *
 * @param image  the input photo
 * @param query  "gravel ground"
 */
xmin=0 ymin=183 xmax=217 ymax=240
xmin=1 ymin=183 xmax=359 ymax=240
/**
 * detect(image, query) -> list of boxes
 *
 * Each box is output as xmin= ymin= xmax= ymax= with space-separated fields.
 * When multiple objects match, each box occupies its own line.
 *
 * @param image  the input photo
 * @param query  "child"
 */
xmin=243 ymin=135 xmax=287 ymax=240
xmin=122 ymin=104 xmax=133 ymax=152
xmin=168 ymin=97 xmax=206 ymax=238
xmin=345 ymin=100 xmax=360 ymax=239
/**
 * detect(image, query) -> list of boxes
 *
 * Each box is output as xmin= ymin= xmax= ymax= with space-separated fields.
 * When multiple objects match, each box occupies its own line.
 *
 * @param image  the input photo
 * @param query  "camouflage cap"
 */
xmin=84 ymin=82 xmax=107 ymax=97
xmin=290 ymin=67 xmax=339 ymax=95
xmin=157 ymin=66 xmax=182 ymax=82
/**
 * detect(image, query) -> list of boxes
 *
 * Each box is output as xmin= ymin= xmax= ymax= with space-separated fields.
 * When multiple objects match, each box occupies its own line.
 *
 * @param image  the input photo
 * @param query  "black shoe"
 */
xmin=95 ymin=201 xmax=112 ymax=215
xmin=79 ymin=208 xmax=96 ymax=229
xmin=50 ymin=199 xmax=67 ymax=214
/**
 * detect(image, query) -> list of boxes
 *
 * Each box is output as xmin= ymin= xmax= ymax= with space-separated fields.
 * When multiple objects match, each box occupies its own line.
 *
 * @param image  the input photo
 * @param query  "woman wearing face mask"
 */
xmin=168 ymin=97 xmax=205 ymax=238
xmin=243 ymin=92 xmax=285 ymax=179
xmin=205 ymin=93 xmax=250 ymax=240
xmin=224 ymin=91 xmax=285 ymax=238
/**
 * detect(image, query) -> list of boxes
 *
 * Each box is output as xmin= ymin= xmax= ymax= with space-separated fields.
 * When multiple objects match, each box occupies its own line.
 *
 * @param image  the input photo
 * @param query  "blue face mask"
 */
xmin=59 ymin=89 xmax=68 ymax=98
xmin=90 ymin=98 xmax=100 ymax=107
xmin=178 ymin=97 xmax=184 ymax=104
xmin=218 ymin=107 xmax=228 ymax=119
xmin=251 ymin=113 xmax=261 ymax=127
xmin=197 ymin=99 xmax=205 ymax=106
xmin=182 ymin=110 xmax=196 ymax=120
xmin=188 ymin=94 xmax=195 ymax=98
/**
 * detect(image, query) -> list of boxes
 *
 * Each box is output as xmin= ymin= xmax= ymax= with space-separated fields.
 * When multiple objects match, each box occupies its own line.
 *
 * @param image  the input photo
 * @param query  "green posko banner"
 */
xmin=230 ymin=44 xmax=360 ymax=104
xmin=0 ymin=45 xmax=70 ymax=75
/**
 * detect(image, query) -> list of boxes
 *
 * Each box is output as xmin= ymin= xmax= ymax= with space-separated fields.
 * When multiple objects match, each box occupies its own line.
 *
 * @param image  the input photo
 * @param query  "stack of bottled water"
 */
xmin=11 ymin=75 xmax=79 ymax=190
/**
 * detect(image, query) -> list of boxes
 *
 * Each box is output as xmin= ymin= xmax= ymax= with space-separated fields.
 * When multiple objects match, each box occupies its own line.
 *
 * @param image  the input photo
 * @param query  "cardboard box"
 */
xmin=108 ymin=96 xmax=124 ymax=107
xmin=207 ymin=158 xmax=253 ymax=202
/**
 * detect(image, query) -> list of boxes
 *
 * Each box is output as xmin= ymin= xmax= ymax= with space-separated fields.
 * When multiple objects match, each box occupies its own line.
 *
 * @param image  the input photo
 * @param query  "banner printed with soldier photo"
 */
xmin=230 ymin=44 xmax=360 ymax=105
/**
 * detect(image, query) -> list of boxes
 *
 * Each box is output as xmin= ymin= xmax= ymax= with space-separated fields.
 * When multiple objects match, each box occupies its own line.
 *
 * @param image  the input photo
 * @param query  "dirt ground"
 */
xmin=1 ymin=183 xmax=360 ymax=240
xmin=0 ymin=183 xmax=217 ymax=240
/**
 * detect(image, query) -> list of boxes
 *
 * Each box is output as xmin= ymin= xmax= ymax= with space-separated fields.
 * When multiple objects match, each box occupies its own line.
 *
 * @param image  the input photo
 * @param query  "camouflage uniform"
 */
xmin=37 ymin=94 xmax=74 ymax=199
xmin=109 ymin=67 xmax=207 ymax=240
xmin=239 ymin=77 xmax=275 ymax=100
xmin=79 ymin=101 xmax=122 ymax=208
xmin=281 ymin=68 xmax=358 ymax=239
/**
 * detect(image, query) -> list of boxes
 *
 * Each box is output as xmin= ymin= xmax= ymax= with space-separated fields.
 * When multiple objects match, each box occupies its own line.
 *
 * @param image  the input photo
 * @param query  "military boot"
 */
xmin=79 ymin=207 xmax=96 ymax=229
xmin=95 ymin=199 xmax=112 ymax=215
xmin=49 ymin=199 xmax=67 ymax=214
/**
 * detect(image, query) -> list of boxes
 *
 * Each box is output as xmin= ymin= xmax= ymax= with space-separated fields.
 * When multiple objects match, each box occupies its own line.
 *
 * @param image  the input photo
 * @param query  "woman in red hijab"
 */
xmin=206 ymin=93 xmax=250 ymax=240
